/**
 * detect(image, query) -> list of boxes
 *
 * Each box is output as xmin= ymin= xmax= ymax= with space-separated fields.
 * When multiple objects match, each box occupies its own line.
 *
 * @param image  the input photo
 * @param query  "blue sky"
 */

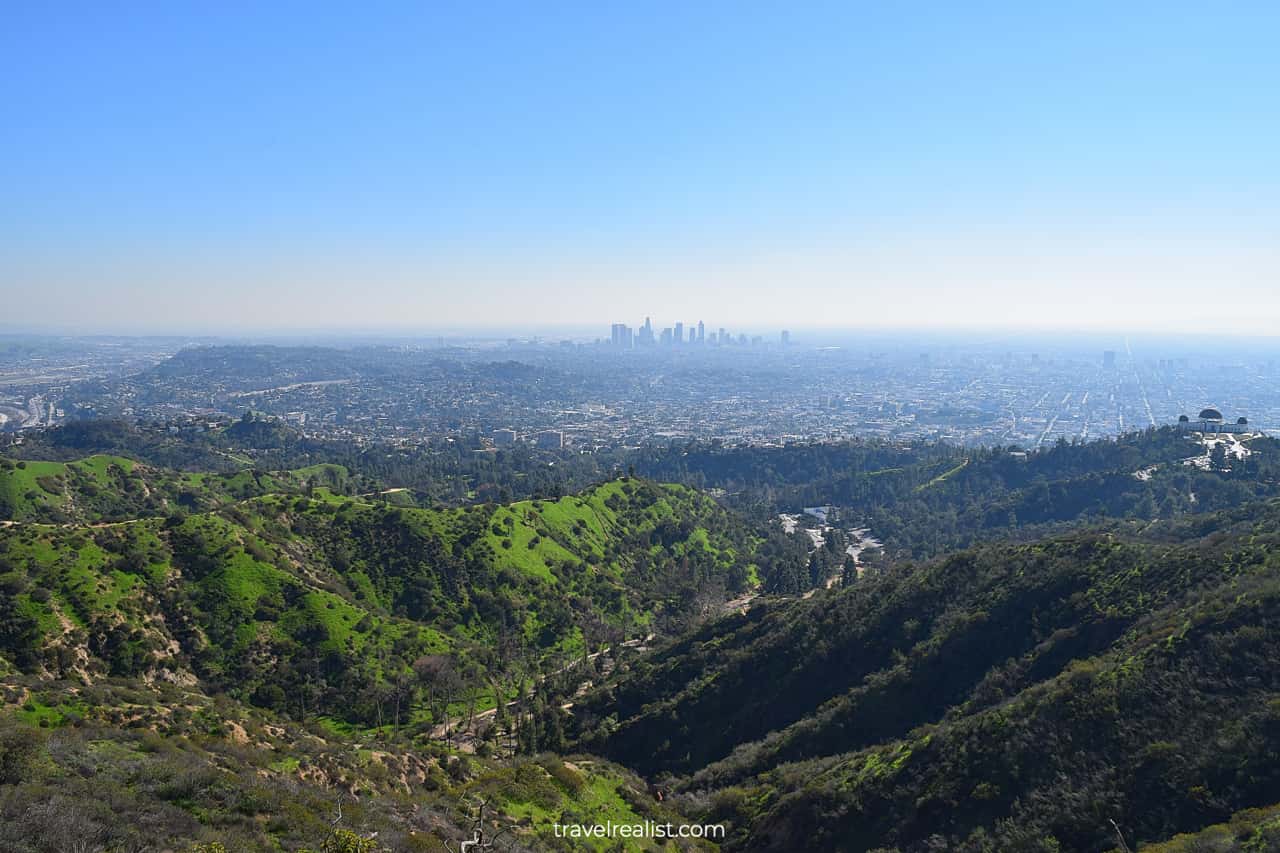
xmin=3 ymin=2 xmax=1278 ymax=334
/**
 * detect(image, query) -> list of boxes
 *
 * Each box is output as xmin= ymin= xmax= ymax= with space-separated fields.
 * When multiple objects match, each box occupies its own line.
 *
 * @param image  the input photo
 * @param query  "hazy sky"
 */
xmin=3 ymin=2 xmax=1278 ymax=335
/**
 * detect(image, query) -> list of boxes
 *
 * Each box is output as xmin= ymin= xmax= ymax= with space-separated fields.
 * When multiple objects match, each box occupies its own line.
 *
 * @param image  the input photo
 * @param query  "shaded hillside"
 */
xmin=573 ymin=499 xmax=1280 ymax=851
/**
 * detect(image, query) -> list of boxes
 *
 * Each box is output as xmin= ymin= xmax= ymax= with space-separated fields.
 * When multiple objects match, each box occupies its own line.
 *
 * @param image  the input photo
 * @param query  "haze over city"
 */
xmin=5 ymin=2 xmax=1279 ymax=335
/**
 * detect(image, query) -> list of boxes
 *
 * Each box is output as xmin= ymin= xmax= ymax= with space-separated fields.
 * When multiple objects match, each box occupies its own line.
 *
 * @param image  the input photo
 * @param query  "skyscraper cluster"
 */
xmin=607 ymin=319 xmax=791 ymax=349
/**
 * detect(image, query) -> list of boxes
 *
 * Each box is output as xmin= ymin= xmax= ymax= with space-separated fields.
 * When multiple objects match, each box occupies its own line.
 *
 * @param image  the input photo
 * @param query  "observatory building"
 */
xmin=1177 ymin=408 xmax=1250 ymax=434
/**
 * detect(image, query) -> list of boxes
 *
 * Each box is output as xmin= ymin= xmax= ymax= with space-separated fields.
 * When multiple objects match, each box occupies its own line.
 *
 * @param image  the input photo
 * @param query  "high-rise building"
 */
xmin=718 ymin=328 xmax=727 ymax=346
xmin=535 ymin=430 xmax=564 ymax=450
xmin=610 ymin=323 xmax=633 ymax=349
xmin=674 ymin=322 xmax=683 ymax=345
xmin=697 ymin=320 xmax=705 ymax=343
xmin=660 ymin=327 xmax=673 ymax=345
xmin=639 ymin=316 xmax=654 ymax=346
xmin=492 ymin=428 xmax=517 ymax=446
xmin=780 ymin=330 xmax=791 ymax=346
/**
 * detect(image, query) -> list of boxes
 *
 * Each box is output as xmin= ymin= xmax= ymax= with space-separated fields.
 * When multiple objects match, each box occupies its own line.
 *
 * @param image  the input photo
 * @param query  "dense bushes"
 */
xmin=579 ymin=498 xmax=1280 ymax=851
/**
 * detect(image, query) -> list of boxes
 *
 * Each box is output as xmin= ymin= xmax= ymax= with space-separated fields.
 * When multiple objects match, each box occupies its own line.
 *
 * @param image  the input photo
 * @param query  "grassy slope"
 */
xmin=0 ymin=454 xmax=356 ymax=523
xmin=0 ymin=475 xmax=764 ymax=726
xmin=0 ymin=470 xmax=751 ymax=851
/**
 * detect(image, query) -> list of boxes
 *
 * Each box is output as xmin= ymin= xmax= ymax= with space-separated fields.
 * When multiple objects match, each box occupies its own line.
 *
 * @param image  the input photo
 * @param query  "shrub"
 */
xmin=0 ymin=721 xmax=43 ymax=785
xmin=537 ymin=755 xmax=584 ymax=793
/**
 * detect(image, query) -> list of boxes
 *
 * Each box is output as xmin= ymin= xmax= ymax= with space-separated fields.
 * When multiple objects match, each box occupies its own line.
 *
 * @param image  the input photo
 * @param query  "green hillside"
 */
xmin=573 ymin=499 xmax=1280 ymax=851
xmin=0 ymin=471 xmax=789 ymax=728
xmin=0 ymin=463 xmax=799 ymax=850
xmin=8 ymin=431 xmax=1280 ymax=851
xmin=0 ymin=453 xmax=356 ymax=524
xmin=631 ymin=427 xmax=1280 ymax=560
xmin=2 ymin=416 xmax=621 ymax=509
